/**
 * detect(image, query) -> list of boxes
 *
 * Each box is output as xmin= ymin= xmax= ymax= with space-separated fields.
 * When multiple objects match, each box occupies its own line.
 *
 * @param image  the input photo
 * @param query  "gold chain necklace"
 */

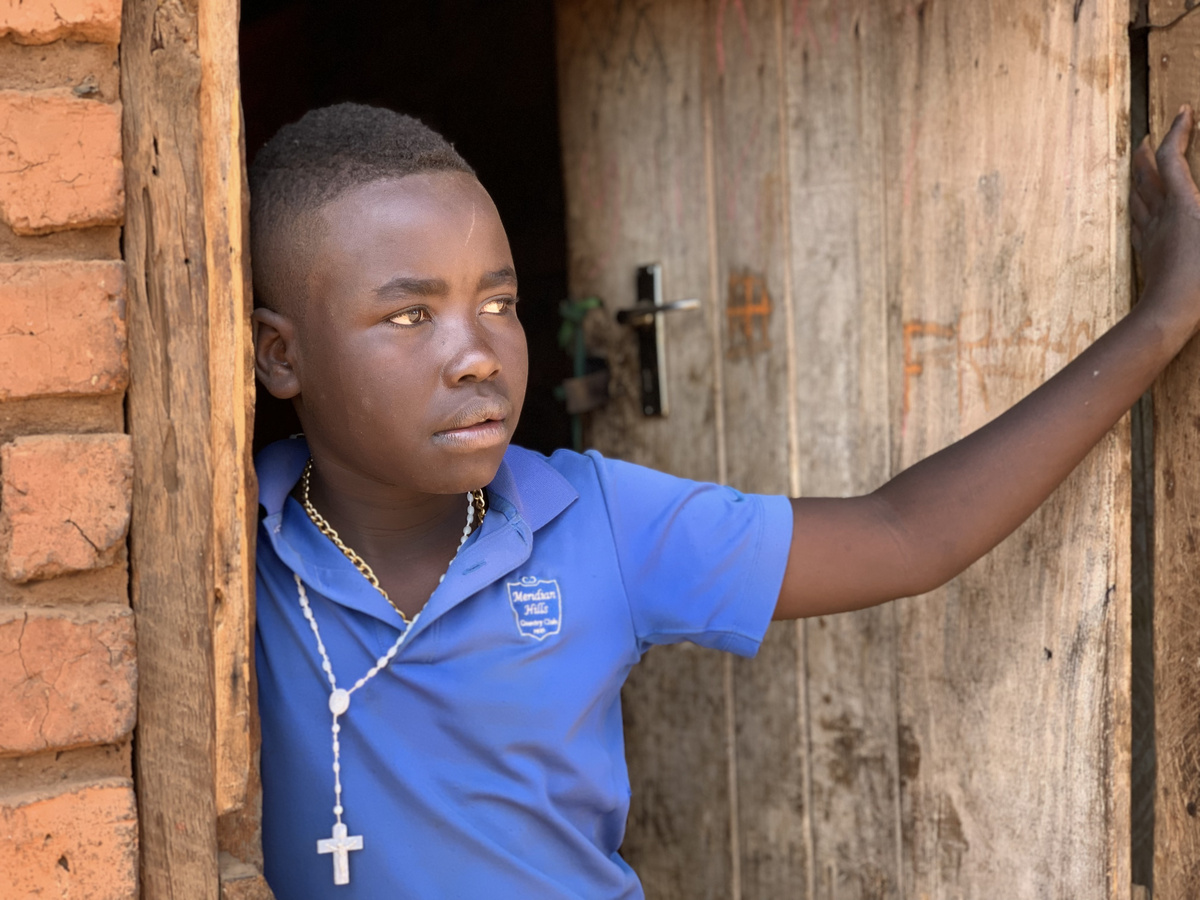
xmin=300 ymin=458 xmax=486 ymax=624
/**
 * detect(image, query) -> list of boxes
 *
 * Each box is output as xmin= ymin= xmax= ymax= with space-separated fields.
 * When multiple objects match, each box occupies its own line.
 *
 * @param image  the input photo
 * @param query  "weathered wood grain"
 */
xmin=782 ymin=1 xmax=901 ymax=896
xmin=1148 ymin=12 xmax=1200 ymax=896
xmin=122 ymin=0 xmax=221 ymax=895
xmin=198 ymin=0 xmax=267 ymax=880
xmin=559 ymin=2 xmax=1135 ymax=897
xmin=1148 ymin=0 xmax=1195 ymax=27
xmin=555 ymin=2 xmax=734 ymax=897
xmin=123 ymin=0 xmax=266 ymax=895
xmin=558 ymin=0 xmax=719 ymax=484
xmin=883 ymin=2 xmax=1131 ymax=897
xmin=200 ymin=0 xmax=258 ymax=828
xmin=220 ymin=852 xmax=275 ymax=900
xmin=703 ymin=1 xmax=812 ymax=895
xmin=707 ymin=0 xmax=795 ymax=498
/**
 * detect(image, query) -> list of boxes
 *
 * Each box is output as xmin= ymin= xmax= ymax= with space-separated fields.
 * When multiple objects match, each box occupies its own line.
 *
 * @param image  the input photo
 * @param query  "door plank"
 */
xmin=704 ymin=0 xmax=813 ymax=894
xmin=883 ymin=2 xmax=1132 ymax=897
xmin=782 ymin=2 xmax=902 ymax=897
xmin=1148 ymin=0 xmax=1192 ymax=26
xmin=1148 ymin=12 xmax=1200 ymax=896
xmin=556 ymin=3 xmax=734 ymax=897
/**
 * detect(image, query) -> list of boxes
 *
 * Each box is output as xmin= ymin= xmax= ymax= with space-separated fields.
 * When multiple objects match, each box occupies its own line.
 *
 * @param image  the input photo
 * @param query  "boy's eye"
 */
xmin=388 ymin=307 xmax=430 ymax=327
xmin=481 ymin=295 xmax=518 ymax=315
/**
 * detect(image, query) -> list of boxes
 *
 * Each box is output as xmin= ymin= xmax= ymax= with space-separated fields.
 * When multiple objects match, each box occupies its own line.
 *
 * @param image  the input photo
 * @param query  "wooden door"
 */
xmin=556 ymin=1 xmax=1133 ymax=897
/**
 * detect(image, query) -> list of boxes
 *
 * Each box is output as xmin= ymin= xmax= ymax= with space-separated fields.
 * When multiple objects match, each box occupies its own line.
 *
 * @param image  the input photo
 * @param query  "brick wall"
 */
xmin=0 ymin=2 xmax=139 ymax=897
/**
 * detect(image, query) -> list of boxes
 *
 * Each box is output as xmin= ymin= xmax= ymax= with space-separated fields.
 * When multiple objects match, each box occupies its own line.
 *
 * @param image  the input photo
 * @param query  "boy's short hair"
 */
xmin=249 ymin=103 xmax=476 ymax=315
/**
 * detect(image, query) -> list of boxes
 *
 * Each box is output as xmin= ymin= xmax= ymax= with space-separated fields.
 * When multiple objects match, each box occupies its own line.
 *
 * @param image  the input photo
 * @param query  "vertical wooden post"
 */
xmin=122 ymin=0 xmax=219 ymax=894
xmin=200 ymin=0 xmax=257 ymax=828
xmin=122 ymin=0 xmax=267 ymax=896
xmin=1147 ymin=5 xmax=1200 ymax=895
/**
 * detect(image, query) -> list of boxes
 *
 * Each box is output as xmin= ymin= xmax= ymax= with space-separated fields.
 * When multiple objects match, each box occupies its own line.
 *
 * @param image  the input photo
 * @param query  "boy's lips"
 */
xmin=433 ymin=399 xmax=512 ymax=449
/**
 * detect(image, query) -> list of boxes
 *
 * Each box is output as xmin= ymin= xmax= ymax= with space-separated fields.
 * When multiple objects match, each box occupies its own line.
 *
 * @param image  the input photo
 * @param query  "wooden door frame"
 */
xmin=1146 ymin=4 xmax=1200 ymax=891
xmin=121 ymin=0 xmax=267 ymax=896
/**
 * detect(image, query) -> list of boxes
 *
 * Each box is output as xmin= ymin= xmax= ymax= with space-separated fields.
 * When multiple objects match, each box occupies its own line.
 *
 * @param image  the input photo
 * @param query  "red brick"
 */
xmin=0 ymin=0 xmax=121 ymax=45
xmin=0 ymin=781 xmax=138 ymax=898
xmin=2 ymin=434 xmax=132 ymax=583
xmin=0 ymin=261 xmax=127 ymax=400
xmin=0 ymin=606 xmax=135 ymax=755
xmin=0 ymin=90 xmax=123 ymax=235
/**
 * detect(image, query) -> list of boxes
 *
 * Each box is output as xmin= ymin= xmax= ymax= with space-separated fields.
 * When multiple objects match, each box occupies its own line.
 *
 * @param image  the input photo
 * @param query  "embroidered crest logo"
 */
xmin=506 ymin=576 xmax=562 ymax=641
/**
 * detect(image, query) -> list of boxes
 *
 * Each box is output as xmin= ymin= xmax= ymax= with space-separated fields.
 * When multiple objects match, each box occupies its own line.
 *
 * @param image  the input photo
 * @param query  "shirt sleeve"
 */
xmin=587 ymin=451 xmax=794 ymax=657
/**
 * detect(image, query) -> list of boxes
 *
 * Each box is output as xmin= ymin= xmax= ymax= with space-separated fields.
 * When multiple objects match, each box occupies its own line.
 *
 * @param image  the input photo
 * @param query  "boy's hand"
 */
xmin=1131 ymin=105 xmax=1200 ymax=337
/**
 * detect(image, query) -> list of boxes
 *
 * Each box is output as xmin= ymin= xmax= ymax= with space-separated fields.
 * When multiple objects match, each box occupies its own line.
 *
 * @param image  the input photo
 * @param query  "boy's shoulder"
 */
xmin=488 ymin=444 xmax=711 ymax=526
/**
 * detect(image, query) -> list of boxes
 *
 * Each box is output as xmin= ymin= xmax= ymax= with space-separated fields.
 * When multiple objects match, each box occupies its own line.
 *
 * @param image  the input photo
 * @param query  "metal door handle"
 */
xmin=615 ymin=264 xmax=701 ymax=417
xmin=616 ymin=298 xmax=701 ymax=327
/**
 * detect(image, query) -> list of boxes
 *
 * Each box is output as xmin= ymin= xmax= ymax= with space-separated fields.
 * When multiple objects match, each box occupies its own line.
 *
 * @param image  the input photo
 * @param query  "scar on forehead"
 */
xmin=463 ymin=202 xmax=478 ymax=248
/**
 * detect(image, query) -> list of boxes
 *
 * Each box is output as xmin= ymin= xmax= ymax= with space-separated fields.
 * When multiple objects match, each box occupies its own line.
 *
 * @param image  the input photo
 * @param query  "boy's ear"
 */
xmin=252 ymin=308 xmax=302 ymax=399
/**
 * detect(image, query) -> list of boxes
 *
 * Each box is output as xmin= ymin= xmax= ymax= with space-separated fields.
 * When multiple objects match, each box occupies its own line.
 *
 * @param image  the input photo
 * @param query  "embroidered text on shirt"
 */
xmin=506 ymin=576 xmax=563 ymax=640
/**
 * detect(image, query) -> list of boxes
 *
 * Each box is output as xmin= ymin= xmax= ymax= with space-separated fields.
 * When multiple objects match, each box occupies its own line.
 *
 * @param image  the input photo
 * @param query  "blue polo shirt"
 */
xmin=256 ymin=438 xmax=793 ymax=899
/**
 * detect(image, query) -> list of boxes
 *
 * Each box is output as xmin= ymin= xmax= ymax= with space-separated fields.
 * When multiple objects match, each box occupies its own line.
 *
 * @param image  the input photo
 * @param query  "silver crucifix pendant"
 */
xmin=317 ymin=821 xmax=363 ymax=885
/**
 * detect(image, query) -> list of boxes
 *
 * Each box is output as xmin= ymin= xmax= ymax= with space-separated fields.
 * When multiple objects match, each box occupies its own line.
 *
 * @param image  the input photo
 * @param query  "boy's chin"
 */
xmin=423 ymin=442 xmax=511 ymax=494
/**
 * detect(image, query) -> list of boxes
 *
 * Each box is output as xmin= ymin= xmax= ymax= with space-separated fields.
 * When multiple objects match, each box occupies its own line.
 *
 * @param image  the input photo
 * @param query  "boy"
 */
xmin=250 ymin=103 xmax=1200 ymax=898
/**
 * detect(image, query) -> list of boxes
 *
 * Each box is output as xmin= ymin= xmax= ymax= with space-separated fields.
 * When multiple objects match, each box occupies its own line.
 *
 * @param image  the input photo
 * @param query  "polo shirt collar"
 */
xmin=256 ymin=437 xmax=578 ymax=634
xmin=485 ymin=441 xmax=579 ymax=532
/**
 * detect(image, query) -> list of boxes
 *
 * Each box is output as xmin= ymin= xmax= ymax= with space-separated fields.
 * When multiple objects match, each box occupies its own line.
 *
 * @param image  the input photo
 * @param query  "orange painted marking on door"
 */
xmin=902 ymin=319 xmax=957 ymax=417
xmin=725 ymin=271 xmax=772 ymax=359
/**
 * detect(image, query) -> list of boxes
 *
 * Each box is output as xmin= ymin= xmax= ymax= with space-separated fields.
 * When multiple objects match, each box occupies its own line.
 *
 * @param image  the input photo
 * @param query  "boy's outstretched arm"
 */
xmin=774 ymin=107 xmax=1200 ymax=621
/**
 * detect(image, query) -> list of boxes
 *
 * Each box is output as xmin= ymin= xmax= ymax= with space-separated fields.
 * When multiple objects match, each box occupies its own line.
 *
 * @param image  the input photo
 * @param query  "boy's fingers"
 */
xmin=1133 ymin=138 xmax=1165 ymax=212
xmin=1130 ymin=186 xmax=1151 ymax=228
xmin=1154 ymin=105 xmax=1198 ymax=197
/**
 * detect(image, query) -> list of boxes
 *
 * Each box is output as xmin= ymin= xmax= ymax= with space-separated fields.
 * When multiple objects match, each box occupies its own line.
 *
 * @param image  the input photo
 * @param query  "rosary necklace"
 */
xmin=297 ymin=459 xmax=485 ymax=885
xmin=301 ymin=459 xmax=486 ymax=625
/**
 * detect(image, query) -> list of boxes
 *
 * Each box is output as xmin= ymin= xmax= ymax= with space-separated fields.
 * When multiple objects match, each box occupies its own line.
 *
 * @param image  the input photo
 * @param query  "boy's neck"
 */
xmin=294 ymin=452 xmax=474 ymax=616
xmin=299 ymin=454 xmax=467 ymax=542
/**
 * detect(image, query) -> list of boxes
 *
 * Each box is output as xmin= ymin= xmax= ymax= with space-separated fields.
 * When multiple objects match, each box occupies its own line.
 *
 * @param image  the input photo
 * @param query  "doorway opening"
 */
xmin=241 ymin=0 xmax=573 ymax=456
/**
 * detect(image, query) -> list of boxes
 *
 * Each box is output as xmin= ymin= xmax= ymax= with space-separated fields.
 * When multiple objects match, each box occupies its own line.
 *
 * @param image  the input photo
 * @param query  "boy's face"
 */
xmin=261 ymin=171 xmax=528 ymax=495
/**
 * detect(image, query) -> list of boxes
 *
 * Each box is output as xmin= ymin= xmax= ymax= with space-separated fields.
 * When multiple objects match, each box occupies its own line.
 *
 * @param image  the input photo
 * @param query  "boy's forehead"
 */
xmin=310 ymin=172 xmax=512 ymax=288
xmin=322 ymin=172 xmax=495 ymax=231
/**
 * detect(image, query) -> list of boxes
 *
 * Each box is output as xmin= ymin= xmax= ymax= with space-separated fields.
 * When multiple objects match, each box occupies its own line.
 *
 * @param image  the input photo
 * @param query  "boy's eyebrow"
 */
xmin=374 ymin=276 xmax=449 ymax=299
xmin=372 ymin=266 xmax=517 ymax=300
xmin=477 ymin=266 xmax=518 ymax=290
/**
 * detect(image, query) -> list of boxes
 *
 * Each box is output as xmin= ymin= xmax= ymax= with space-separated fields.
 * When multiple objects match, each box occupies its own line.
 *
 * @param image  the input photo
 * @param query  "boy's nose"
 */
xmin=443 ymin=319 xmax=502 ymax=384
